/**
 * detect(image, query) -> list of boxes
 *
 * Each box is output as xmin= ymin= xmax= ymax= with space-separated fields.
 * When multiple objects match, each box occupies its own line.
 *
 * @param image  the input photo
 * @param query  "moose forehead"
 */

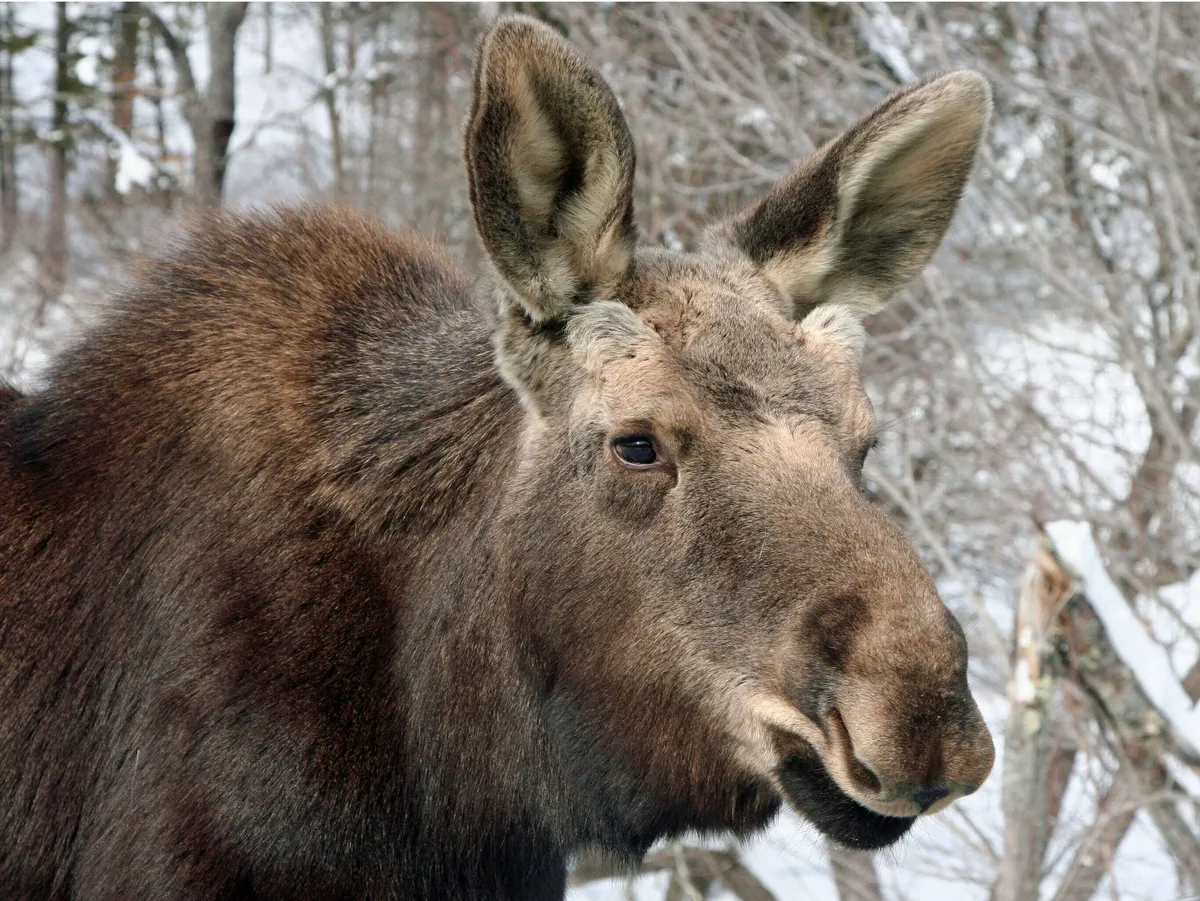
xmin=565 ymin=250 xmax=876 ymax=446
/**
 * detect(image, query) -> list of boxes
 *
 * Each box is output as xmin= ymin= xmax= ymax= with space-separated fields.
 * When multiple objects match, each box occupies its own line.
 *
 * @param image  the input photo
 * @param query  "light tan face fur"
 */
xmin=468 ymin=15 xmax=995 ymax=839
xmin=549 ymin=254 xmax=992 ymax=820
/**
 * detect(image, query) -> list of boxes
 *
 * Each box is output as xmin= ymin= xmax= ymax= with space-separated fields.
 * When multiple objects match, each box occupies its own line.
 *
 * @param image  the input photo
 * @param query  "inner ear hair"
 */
xmin=828 ymin=72 xmax=992 ymax=302
xmin=465 ymin=15 xmax=637 ymax=325
xmin=720 ymin=71 xmax=991 ymax=322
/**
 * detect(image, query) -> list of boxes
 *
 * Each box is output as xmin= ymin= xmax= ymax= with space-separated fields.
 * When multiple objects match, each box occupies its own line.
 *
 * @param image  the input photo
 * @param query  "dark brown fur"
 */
xmin=1 ymin=16 xmax=995 ymax=900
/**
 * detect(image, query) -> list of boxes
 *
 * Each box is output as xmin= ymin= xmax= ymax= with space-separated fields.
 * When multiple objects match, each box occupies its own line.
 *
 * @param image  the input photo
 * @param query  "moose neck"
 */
xmin=348 ymin=286 xmax=722 ymax=888
xmin=325 ymin=284 xmax=589 ymax=895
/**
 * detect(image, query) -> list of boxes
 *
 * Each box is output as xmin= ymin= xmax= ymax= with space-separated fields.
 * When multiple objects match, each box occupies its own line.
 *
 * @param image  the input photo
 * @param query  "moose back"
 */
xmin=0 ymin=15 xmax=995 ymax=901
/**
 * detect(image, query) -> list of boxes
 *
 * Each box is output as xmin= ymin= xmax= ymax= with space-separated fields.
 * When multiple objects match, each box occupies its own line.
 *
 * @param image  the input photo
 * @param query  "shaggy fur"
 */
xmin=1 ymin=16 xmax=995 ymax=901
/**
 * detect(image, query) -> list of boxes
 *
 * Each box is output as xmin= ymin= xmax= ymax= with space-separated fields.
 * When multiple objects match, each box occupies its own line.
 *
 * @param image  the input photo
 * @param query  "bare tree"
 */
xmin=148 ymin=3 xmax=248 ymax=204
xmin=572 ymin=844 xmax=780 ymax=900
xmin=829 ymin=847 xmax=885 ymax=901
xmin=0 ymin=3 xmax=26 ymax=255
xmin=106 ymin=2 xmax=141 ymax=204
xmin=41 ymin=2 xmax=70 ymax=306
xmin=318 ymin=4 xmax=345 ymax=199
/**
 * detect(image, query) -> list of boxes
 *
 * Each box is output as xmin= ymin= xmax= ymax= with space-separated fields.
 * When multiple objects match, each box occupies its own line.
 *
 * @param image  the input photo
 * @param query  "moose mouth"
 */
xmin=776 ymin=749 xmax=916 ymax=850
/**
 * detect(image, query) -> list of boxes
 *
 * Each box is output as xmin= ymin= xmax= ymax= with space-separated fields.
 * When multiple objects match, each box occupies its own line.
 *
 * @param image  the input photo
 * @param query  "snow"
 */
xmin=569 ymin=871 xmax=671 ymax=901
xmin=1164 ymin=754 xmax=1200 ymax=833
xmin=993 ymin=117 xmax=1053 ymax=183
xmin=1138 ymin=565 xmax=1200 ymax=693
xmin=981 ymin=321 xmax=1150 ymax=506
xmin=735 ymin=107 xmax=777 ymax=134
xmin=1013 ymin=657 xmax=1038 ymax=705
xmin=1088 ymin=160 xmax=1122 ymax=191
xmin=364 ymin=61 xmax=396 ymax=83
xmin=1159 ymin=570 xmax=1200 ymax=648
xmin=74 ymin=34 xmax=106 ymax=88
xmin=859 ymin=4 xmax=917 ymax=83
xmin=73 ymin=109 xmax=158 ymax=195
xmin=1046 ymin=520 xmax=1200 ymax=757
xmin=115 ymin=143 xmax=155 ymax=195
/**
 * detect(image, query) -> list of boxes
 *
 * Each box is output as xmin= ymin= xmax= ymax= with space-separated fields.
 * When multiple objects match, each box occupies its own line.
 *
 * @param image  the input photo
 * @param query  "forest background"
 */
xmin=2 ymin=4 xmax=1199 ymax=900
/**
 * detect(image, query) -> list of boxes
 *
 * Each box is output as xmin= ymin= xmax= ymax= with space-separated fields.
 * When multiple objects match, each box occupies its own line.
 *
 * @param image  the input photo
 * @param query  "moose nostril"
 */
xmin=911 ymin=785 xmax=950 ymax=813
xmin=825 ymin=708 xmax=882 ymax=793
xmin=849 ymin=754 xmax=882 ymax=793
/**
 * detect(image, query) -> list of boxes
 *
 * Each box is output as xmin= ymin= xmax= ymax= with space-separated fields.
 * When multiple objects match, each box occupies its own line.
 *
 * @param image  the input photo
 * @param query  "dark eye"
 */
xmin=612 ymin=435 xmax=659 ymax=468
xmin=856 ymin=435 xmax=880 ymax=471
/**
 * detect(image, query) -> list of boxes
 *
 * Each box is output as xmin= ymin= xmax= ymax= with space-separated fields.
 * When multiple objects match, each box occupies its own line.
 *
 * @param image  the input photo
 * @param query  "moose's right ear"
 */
xmin=466 ymin=16 xmax=637 ymax=324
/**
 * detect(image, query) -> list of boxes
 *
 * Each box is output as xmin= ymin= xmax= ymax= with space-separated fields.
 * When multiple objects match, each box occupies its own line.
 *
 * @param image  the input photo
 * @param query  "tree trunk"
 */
xmin=262 ymin=2 xmax=272 ymax=75
xmin=194 ymin=2 xmax=247 ymax=205
xmin=319 ymin=4 xmax=345 ymax=198
xmin=107 ymin=2 xmax=141 ymax=203
xmin=1045 ymin=530 xmax=1200 ymax=894
xmin=829 ymin=846 xmax=885 ymax=901
xmin=665 ymin=843 xmax=715 ymax=901
xmin=145 ymin=28 xmax=173 ymax=210
xmin=1050 ymin=778 xmax=1138 ymax=901
xmin=0 ymin=4 xmax=19 ymax=254
xmin=42 ymin=2 xmax=70 ymax=306
xmin=994 ymin=544 xmax=1078 ymax=901
xmin=363 ymin=18 xmax=384 ymax=211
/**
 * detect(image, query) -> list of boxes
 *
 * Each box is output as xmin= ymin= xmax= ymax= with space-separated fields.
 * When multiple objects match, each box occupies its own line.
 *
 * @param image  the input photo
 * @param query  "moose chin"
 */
xmin=778 ymin=751 xmax=917 ymax=851
xmin=1 ymin=13 xmax=994 ymax=901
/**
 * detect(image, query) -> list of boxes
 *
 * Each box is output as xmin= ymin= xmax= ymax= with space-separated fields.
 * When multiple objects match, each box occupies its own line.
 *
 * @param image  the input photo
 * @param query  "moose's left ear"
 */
xmin=714 ymin=72 xmax=991 ymax=320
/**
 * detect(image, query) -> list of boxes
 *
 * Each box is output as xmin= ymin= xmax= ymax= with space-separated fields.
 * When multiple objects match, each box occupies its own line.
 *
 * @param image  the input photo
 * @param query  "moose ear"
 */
xmin=715 ymin=72 xmax=991 ymax=321
xmin=466 ymin=16 xmax=637 ymax=324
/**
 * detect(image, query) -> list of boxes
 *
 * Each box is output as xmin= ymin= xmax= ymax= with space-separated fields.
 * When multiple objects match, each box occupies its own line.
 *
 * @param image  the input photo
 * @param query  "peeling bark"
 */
xmin=1044 ymin=532 xmax=1200 ymax=896
xmin=995 ymin=544 xmax=1078 ymax=901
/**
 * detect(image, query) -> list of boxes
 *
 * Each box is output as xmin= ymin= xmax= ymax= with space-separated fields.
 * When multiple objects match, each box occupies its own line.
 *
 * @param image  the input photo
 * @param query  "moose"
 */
xmin=0 ymin=15 xmax=995 ymax=901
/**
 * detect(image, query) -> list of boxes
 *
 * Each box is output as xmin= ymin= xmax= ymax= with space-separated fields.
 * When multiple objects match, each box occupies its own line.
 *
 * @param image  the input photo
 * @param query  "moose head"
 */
xmin=465 ymin=16 xmax=995 ymax=853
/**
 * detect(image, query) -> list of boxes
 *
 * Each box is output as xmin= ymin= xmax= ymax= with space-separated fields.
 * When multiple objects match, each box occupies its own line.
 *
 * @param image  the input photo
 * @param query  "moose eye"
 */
xmin=855 ymin=435 xmax=881 ymax=472
xmin=612 ymin=436 xmax=659 ymax=468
